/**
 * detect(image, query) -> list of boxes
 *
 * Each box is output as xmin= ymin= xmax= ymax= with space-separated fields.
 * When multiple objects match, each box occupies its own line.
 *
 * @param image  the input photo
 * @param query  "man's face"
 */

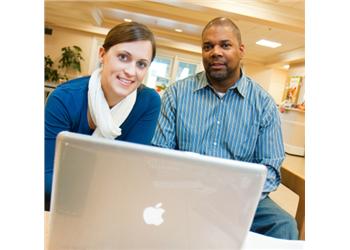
xmin=202 ymin=25 xmax=245 ymax=89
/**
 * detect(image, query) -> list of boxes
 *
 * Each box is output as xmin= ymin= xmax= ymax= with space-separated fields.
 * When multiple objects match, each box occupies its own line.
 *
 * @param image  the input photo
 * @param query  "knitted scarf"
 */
xmin=88 ymin=68 xmax=136 ymax=139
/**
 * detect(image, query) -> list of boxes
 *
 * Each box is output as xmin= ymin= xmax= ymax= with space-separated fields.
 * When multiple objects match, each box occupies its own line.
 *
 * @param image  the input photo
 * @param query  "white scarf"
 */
xmin=88 ymin=68 xmax=137 ymax=139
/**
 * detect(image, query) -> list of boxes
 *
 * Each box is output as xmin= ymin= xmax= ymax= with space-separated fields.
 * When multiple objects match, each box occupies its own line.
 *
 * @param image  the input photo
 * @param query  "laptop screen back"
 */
xmin=48 ymin=131 xmax=266 ymax=249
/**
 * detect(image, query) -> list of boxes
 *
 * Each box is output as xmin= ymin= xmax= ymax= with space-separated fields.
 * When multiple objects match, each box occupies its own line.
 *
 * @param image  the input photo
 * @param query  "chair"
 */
xmin=280 ymin=166 xmax=305 ymax=240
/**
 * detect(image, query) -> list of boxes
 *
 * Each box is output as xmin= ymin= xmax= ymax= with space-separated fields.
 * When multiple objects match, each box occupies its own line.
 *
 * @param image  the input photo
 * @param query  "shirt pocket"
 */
xmin=231 ymin=119 xmax=260 ymax=160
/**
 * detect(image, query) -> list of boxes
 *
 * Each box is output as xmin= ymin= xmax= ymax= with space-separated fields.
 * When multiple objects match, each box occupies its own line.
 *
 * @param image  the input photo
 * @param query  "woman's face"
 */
xmin=99 ymin=40 xmax=153 ymax=107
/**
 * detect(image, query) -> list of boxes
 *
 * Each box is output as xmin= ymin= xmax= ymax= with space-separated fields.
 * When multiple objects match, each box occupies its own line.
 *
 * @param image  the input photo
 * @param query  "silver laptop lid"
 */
xmin=48 ymin=131 xmax=267 ymax=249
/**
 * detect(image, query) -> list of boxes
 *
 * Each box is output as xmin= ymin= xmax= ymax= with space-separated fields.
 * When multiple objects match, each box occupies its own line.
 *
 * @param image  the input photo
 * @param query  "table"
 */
xmin=281 ymin=155 xmax=305 ymax=240
xmin=242 ymin=231 xmax=305 ymax=249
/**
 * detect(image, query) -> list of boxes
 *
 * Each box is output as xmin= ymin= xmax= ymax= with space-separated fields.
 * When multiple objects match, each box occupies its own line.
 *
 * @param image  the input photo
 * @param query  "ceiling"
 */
xmin=45 ymin=0 xmax=305 ymax=68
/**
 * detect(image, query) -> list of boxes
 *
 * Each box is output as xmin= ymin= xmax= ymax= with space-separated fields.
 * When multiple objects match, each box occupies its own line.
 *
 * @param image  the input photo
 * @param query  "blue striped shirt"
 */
xmin=151 ymin=71 xmax=285 ymax=197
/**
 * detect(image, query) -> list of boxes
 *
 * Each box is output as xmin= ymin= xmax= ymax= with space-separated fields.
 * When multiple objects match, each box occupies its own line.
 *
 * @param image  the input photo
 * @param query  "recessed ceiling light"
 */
xmin=174 ymin=28 xmax=183 ymax=33
xmin=124 ymin=18 xmax=132 ymax=22
xmin=256 ymin=39 xmax=281 ymax=48
xmin=283 ymin=64 xmax=290 ymax=69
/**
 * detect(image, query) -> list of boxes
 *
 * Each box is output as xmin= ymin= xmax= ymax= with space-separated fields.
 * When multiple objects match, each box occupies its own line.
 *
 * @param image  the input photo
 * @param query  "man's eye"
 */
xmin=136 ymin=61 xmax=148 ymax=69
xmin=117 ymin=54 xmax=128 ymax=62
xmin=202 ymin=44 xmax=212 ymax=51
xmin=222 ymin=43 xmax=231 ymax=49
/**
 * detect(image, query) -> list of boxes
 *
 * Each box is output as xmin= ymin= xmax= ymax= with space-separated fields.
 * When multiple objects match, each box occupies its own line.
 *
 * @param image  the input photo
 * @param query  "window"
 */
xmin=175 ymin=62 xmax=197 ymax=81
xmin=88 ymin=37 xmax=104 ymax=74
xmin=144 ymin=56 xmax=172 ymax=90
xmin=143 ymin=49 xmax=202 ymax=94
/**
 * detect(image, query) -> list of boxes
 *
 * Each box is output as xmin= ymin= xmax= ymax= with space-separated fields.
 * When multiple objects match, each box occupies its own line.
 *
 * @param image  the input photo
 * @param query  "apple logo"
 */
xmin=143 ymin=202 xmax=165 ymax=226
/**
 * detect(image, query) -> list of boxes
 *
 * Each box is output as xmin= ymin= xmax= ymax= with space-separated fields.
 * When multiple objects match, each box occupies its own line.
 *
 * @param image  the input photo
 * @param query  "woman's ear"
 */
xmin=98 ymin=47 xmax=105 ymax=64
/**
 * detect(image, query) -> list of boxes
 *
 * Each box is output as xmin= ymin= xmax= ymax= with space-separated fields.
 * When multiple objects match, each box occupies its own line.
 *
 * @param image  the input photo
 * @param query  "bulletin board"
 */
xmin=282 ymin=76 xmax=303 ymax=104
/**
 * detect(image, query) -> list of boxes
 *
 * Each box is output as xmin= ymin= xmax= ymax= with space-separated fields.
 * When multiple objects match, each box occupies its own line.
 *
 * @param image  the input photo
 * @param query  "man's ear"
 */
xmin=239 ymin=43 xmax=245 ymax=59
xmin=98 ymin=47 xmax=105 ymax=64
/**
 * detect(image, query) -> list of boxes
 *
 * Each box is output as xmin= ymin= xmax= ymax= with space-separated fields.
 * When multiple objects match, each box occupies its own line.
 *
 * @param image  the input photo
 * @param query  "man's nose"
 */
xmin=210 ymin=45 xmax=223 ymax=57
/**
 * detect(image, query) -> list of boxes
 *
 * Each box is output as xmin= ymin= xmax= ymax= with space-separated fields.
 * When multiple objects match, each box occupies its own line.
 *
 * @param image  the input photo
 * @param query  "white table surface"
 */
xmin=242 ymin=231 xmax=305 ymax=249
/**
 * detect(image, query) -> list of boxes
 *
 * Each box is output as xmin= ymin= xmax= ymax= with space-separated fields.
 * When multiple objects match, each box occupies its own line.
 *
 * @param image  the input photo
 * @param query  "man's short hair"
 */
xmin=202 ymin=17 xmax=242 ymax=44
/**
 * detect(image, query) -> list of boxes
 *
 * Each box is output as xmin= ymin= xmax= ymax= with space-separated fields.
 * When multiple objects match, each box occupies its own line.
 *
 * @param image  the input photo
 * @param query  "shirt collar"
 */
xmin=193 ymin=72 xmax=210 ymax=91
xmin=194 ymin=69 xmax=248 ymax=98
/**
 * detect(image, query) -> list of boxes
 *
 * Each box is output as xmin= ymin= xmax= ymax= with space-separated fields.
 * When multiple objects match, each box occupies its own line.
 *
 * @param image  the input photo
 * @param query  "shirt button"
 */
xmin=213 ymin=142 xmax=217 ymax=146
xmin=217 ymin=120 xmax=220 ymax=125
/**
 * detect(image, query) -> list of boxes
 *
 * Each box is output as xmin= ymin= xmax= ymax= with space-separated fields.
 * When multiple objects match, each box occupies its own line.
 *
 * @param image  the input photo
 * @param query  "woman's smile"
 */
xmin=116 ymin=75 xmax=134 ymax=86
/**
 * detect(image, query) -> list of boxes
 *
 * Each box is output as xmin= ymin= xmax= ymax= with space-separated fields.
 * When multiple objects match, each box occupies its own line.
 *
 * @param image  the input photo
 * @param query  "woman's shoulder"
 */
xmin=51 ymin=76 xmax=89 ymax=99
xmin=46 ymin=76 xmax=90 ymax=124
xmin=47 ymin=76 xmax=90 ymax=113
xmin=55 ymin=76 xmax=90 ymax=91
xmin=137 ymin=85 xmax=161 ymax=102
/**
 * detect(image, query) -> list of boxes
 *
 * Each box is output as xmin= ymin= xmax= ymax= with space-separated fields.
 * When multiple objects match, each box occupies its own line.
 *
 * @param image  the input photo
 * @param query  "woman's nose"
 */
xmin=124 ymin=62 xmax=136 ymax=76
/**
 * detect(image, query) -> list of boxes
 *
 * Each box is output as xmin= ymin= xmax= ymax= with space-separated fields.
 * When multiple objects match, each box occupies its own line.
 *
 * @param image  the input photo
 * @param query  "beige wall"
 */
xmin=243 ymin=63 xmax=271 ymax=90
xmin=270 ymin=68 xmax=289 ymax=103
xmin=243 ymin=62 xmax=288 ymax=103
xmin=288 ymin=63 xmax=305 ymax=77
xmin=45 ymin=25 xmax=104 ymax=77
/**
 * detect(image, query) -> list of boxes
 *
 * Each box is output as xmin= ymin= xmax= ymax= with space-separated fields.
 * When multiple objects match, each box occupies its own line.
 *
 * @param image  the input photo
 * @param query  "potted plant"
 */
xmin=45 ymin=45 xmax=84 ymax=84
xmin=58 ymin=45 xmax=84 ymax=80
xmin=45 ymin=55 xmax=60 ymax=83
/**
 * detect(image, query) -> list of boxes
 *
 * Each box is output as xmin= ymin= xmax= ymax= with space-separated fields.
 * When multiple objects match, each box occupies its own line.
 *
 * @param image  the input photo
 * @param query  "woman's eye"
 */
xmin=117 ymin=54 xmax=128 ymax=62
xmin=136 ymin=61 xmax=148 ymax=69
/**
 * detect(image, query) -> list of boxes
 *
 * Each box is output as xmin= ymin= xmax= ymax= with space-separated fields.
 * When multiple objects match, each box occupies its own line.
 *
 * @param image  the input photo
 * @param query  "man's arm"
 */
xmin=151 ymin=86 xmax=177 ymax=149
xmin=254 ymin=102 xmax=285 ymax=196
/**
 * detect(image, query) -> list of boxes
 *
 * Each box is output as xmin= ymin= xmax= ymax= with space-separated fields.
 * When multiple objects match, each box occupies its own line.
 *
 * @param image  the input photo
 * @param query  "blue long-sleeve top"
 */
xmin=45 ymin=76 xmax=161 ymax=207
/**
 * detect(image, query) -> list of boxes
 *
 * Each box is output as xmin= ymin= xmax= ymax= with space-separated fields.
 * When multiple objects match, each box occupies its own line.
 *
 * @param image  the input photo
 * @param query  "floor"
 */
xmin=269 ymin=153 xmax=305 ymax=217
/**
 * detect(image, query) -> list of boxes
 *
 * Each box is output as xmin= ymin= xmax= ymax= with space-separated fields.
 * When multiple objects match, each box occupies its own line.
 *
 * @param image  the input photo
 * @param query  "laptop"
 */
xmin=47 ymin=131 xmax=267 ymax=249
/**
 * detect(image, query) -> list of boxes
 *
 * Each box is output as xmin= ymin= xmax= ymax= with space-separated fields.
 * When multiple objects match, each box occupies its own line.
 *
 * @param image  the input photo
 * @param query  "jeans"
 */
xmin=250 ymin=196 xmax=299 ymax=240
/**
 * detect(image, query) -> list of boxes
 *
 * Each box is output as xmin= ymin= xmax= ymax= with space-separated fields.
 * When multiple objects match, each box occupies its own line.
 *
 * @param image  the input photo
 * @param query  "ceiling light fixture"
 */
xmin=283 ymin=64 xmax=290 ymax=69
xmin=256 ymin=39 xmax=281 ymax=48
xmin=124 ymin=18 xmax=132 ymax=22
xmin=174 ymin=28 xmax=183 ymax=33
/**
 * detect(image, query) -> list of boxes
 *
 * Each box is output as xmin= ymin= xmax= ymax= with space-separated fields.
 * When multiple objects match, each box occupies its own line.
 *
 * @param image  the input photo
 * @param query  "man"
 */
xmin=151 ymin=17 xmax=298 ymax=240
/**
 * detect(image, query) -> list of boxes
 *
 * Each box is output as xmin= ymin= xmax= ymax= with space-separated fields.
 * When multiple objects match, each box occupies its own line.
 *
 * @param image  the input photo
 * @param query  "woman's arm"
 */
xmin=45 ymin=91 xmax=72 ymax=206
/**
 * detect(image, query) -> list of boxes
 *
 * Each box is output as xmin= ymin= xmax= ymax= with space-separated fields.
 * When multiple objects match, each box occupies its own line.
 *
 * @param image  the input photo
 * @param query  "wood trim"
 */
xmin=281 ymin=166 xmax=305 ymax=240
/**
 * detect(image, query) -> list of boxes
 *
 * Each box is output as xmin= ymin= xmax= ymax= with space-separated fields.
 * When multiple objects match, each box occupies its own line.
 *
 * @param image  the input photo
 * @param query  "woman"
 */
xmin=45 ymin=22 xmax=161 ymax=210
